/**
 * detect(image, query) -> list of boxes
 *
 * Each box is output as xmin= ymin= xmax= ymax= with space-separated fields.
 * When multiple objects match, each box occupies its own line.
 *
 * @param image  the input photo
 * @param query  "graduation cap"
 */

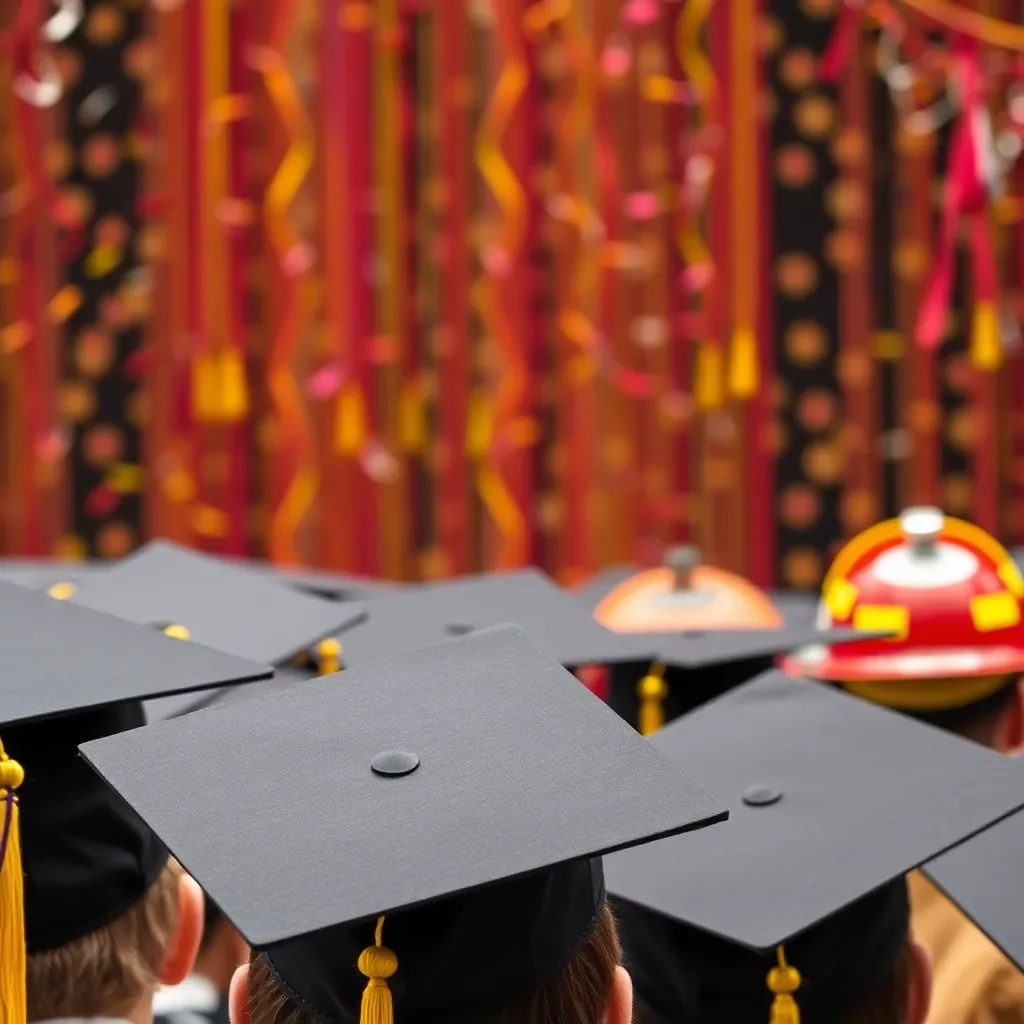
xmin=0 ymin=559 xmax=102 ymax=595
xmin=0 ymin=580 xmax=271 ymax=1020
xmin=238 ymin=560 xmax=400 ymax=602
xmin=63 ymin=540 xmax=362 ymax=670
xmin=604 ymin=670 xmax=1024 ymax=1023
xmin=81 ymin=624 xmax=727 ymax=1024
xmin=922 ymin=794 xmax=1024 ymax=972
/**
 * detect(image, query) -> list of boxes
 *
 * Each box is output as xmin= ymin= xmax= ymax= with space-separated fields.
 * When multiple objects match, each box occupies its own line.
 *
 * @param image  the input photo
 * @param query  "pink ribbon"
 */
xmin=916 ymin=34 xmax=998 ymax=349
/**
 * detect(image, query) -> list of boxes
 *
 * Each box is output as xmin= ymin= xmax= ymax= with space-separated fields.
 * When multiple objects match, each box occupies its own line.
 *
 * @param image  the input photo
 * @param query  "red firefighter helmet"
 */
xmin=782 ymin=507 xmax=1024 ymax=710
xmin=594 ymin=546 xmax=783 ymax=633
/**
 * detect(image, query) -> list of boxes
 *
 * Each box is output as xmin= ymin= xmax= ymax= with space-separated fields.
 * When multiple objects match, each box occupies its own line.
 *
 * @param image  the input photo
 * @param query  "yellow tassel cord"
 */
xmin=0 ymin=741 xmax=26 ymax=1024
xmin=767 ymin=945 xmax=801 ymax=1024
xmin=970 ymin=301 xmax=1002 ymax=371
xmin=316 ymin=638 xmax=342 ymax=675
xmin=358 ymin=916 xmax=398 ymax=1024
xmin=637 ymin=663 xmax=668 ymax=737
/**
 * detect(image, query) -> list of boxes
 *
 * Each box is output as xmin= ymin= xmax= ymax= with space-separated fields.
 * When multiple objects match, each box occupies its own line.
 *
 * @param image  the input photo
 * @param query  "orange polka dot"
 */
xmin=86 ymin=5 xmax=125 ymax=45
xmin=825 ymin=179 xmax=868 ymax=220
xmin=824 ymin=230 xmax=865 ymax=270
xmin=776 ymin=252 xmax=819 ymax=298
xmin=759 ymin=15 xmax=785 ymax=55
xmin=52 ymin=534 xmax=89 ymax=560
xmin=793 ymin=95 xmax=835 ymax=139
xmin=837 ymin=351 xmax=872 ymax=388
xmin=781 ymin=484 xmax=821 ymax=529
xmin=907 ymin=400 xmax=940 ymax=433
xmin=779 ymin=47 xmax=817 ymax=91
xmin=59 ymin=381 xmax=97 ymax=423
xmin=785 ymin=321 xmax=829 ymax=367
xmin=784 ymin=548 xmax=824 ymax=589
xmin=82 ymin=134 xmax=121 ymax=178
xmin=946 ymin=408 xmax=977 ymax=452
xmin=75 ymin=328 xmax=114 ymax=378
xmin=797 ymin=389 xmax=837 ymax=431
xmin=800 ymin=0 xmax=836 ymax=17
xmin=833 ymin=129 xmax=869 ymax=168
xmin=842 ymin=490 xmax=879 ymax=533
xmin=894 ymin=242 xmax=930 ymax=280
xmin=803 ymin=443 xmax=844 ymax=485
xmin=776 ymin=144 xmax=817 ymax=188
xmin=84 ymin=424 xmax=124 ymax=467
xmin=97 ymin=521 xmax=136 ymax=560
xmin=942 ymin=475 xmax=973 ymax=514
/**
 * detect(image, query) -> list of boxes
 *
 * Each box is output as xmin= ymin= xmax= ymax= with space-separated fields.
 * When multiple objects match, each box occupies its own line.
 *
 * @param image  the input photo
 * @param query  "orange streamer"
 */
xmin=902 ymin=0 xmax=1024 ymax=49
xmin=255 ymin=43 xmax=319 ymax=563
xmin=473 ymin=2 xmax=530 ymax=568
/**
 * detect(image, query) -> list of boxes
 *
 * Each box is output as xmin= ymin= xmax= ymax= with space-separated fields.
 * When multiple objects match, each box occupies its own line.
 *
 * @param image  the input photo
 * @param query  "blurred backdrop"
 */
xmin=1 ymin=0 xmax=1023 ymax=588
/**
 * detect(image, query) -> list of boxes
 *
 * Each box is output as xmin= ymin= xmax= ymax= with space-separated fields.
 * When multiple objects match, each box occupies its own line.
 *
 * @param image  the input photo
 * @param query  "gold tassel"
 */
xmin=316 ymin=638 xmax=342 ymax=675
xmin=335 ymin=385 xmax=368 ymax=455
xmin=46 ymin=581 xmax=76 ymax=601
xmin=637 ymin=664 xmax=668 ymax=737
xmin=0 ymin=741 xmax=26 ymax=1024
xmin=767 ymin=945 xmax=801 ymax=1024
xmin=192 ymin=352 xmax=222 ymax=423
xmin=970 ymin=301 xmax=1002 ymax=371
xmin=358 ymin=916 xmax=397 ymax=1024
xmin=218 ymin=349 xmax=250 ymax=422
xmin=695 ymin=343 xmax=725 ymax=411
xmin=163 ymin=624 xmax=191 ymax=641
xmin=728 ymin=326 xmax=758 ymax=399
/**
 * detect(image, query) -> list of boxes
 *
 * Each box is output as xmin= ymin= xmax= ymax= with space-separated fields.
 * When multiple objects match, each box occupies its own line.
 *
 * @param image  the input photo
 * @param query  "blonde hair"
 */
xmin=246 ymin=903 xmax=622 ymax=1024
xmin=28 ymin=860 xmax=181 ymax=1021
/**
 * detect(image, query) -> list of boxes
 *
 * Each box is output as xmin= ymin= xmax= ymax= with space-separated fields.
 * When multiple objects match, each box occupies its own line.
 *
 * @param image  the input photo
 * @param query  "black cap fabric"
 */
xmin=242 ymin=561 xmax=399 ymax=601
xmin=0 ymin=581 xmax=271 ymax=954
xmin=604 ymin=671 xmax=1024 ymax=1021
xmin=82 ymin=625 xmax=727 ymax=1021
xmin=333 ymin=569 xmax=655 ymax=669
xmin=65 ymin=540 xmax=364 ymax=666
xmin=923 ymin=800 xmax=1024 ymax=971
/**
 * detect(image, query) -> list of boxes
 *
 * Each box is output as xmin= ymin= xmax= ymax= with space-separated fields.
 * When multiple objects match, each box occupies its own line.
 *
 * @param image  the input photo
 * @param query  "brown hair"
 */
xmin=28 ymin=860 xmax=181 ymax=1021
xmin=246 ymin=903 xmax=621 ymax=1024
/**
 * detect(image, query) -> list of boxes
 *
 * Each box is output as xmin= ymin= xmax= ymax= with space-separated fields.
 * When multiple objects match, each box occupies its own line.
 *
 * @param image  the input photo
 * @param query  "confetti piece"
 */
xmin=624 ymin=190 xmax=660 ymax=220
xmin=622 ymin=0 xmax=659 ymax=25
xmin=78 ymin=86 xmax=117 ymax=127
xmin=601 ymin=44 xmax=631 ymax=78
xmin=48 ymin=286 xmax=83 ymax=323
xmin=306 ymin=363 xmax=344 ymax=400
xmin=107 ymin=463 xmax=144 ymax=494
xmin=84 ymin=242 xmax=123 ymax=278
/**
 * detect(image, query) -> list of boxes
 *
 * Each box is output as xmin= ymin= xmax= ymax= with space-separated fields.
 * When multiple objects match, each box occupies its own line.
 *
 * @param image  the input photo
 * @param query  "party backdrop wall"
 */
xmin=1 ymin=0 xmax=1022 ymax=588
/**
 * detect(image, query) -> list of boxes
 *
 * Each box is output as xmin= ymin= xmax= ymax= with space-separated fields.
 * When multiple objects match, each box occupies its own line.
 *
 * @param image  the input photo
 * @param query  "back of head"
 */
xmin=615 ymin=878 xmax=911 ymax=1024
xmin=244 ymin=901 xmax=622 ymax=1024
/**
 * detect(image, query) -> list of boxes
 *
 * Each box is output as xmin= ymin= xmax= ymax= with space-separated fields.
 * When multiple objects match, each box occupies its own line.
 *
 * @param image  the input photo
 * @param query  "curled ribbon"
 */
xmin=253 ymin=38 xmax=320 ymax=562
xmin=473 ymin=0 xmax=530 ymax=568
xmin=915 ymin=35 xmax=1002 ymax=369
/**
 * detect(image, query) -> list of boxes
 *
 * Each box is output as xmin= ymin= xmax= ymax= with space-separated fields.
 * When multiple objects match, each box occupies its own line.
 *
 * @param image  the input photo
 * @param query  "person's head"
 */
xmin=230 ymin=901 xmax=631 ymax=1024
xmin=27 ymin=860 xmax=204 ymax=1022
xmin=617 ymin=879 xmax=932 ymax=1024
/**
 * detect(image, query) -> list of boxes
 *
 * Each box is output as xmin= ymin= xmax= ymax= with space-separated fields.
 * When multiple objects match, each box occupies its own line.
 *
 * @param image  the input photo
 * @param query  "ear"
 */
xmin=602 ymin=966 xmax=633 ymax=1024
xmin=160 ymin=873 xmax=205 ymax=987
xmin=905 ymin=939 xmax=933 ymax=1024
xmin=229 ymin=962 xmax=251 ymax=1024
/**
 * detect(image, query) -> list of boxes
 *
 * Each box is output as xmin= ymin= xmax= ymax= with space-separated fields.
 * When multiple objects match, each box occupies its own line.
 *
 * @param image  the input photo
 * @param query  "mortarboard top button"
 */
xmin=371 ymin=750 xmax=420 ymax=777
xmin=742 ymin=783 xmax=782 ymax=807
xmin=48 ymin=581 xmax=77 ymax=600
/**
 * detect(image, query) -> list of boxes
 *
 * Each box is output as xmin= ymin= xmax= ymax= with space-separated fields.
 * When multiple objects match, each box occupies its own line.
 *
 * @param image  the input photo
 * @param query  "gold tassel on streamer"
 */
xmin=637 ymin=664 xmax=668 ymax=737
xmin=695 ymin=343 xmax=725 ymax=411
xmin=218 ymin=349 xmax=250 ymax=422
xmin=767 ymin=945 xmax=801 ymax=1024
xmin=316 ymin=638 xmax=342 ymax=675
xmin=0 ymin=741 xmax=26 ymax=1024
xmin=970 ymin=301 xmax=1002 ymax=371
xmin=358 ymin=916 xmax=397 ymax=1024
xmin=728 ymin=327 xmax=758 ymax=399
xmin=192 ymin=352 xmax=222 ymax=423
xmin=335 ymin=385 xmax=368 ymax=455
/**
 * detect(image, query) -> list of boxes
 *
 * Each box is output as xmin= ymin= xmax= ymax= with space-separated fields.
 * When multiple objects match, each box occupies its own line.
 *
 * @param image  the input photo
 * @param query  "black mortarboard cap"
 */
xmin=238 ymin=560 xmax=400 ymax=601
xmin=922 ymin=798 xmax=1024 ymax=972
xmin=64 ymin=540 xmax=363 ymax=666
xmin=604 ymin=670 xmax=1024 ymax=1023
xmin=82 ymin=625 xmax=727 ymax=1023
xmin=0 ymin=578 xmax=270 ymax=983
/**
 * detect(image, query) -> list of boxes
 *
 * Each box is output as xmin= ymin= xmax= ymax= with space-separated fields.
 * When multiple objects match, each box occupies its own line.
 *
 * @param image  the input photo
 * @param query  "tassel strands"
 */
xmin=767 ymin=945 xmax=801 ymax=1024
xmin=357 ymin=916 xmax=397 ymax=1024
xmin=0 ymin=741 xmax=25 ymax=1024
xmin=637 ymin=662 xmax=668 ymax=737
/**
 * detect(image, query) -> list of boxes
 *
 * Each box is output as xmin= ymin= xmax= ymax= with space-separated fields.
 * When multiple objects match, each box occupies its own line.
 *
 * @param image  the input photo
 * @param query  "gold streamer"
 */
xmin=256 ymin=45 xmax=319 ymax=563
xmin=473 ymin=5 xmax=530 ymax=568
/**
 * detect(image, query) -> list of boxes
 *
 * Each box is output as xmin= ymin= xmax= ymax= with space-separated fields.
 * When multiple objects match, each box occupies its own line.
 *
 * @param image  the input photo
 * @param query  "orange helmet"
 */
xmin=594 ymin=546 xmax=783 ymax=634
xmin=782 ymin=507 xmax=1024 ymax=710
